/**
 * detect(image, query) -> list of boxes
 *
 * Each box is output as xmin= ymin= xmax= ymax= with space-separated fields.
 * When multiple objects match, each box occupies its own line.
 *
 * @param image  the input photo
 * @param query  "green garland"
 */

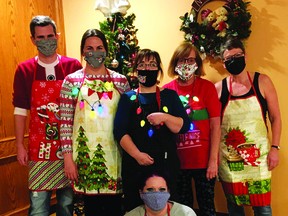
xmin=180 ymin=0 xmax=251 ymax=58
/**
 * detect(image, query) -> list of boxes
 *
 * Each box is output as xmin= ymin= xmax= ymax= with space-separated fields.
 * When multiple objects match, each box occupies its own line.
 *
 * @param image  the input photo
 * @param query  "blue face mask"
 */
xmin=84 ymin=51 xmax=106 ymax=68
xmin=140 ymin=191 xmax=170 ymax=211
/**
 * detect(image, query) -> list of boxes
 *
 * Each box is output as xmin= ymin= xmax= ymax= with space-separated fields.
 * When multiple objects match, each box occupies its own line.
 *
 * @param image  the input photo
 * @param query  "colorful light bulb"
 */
xmin=98 ymin=104 xmax=103 ymax=114
xmin=148 ymin=128 xmax=154 ymax=137
xmin=79 ymin=100 xmax=84 ymax=109
xmin=190 ymin=123 xmax=194 ymax=131
xmin=136 ymin=107 xmax=142 ymax=114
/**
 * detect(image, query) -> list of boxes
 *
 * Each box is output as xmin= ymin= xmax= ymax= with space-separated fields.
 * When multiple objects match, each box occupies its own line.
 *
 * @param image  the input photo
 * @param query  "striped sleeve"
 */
xmin=60 ymin=70 xmax=83 ymax=154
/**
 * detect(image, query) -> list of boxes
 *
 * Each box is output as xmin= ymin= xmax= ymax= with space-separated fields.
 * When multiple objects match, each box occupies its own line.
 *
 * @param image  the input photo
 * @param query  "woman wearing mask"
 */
xmin=163 ymin=41 xmax=221 ymax=216
xmin=124 ymin=171 xmax=196 ymax=216
xmin=215 ymin=38 xmax=281 ymax=215
xmin=59 ymin=29 xmax=130 ymax=216
xmin=114 ymin=49 xmax=190 ymax=212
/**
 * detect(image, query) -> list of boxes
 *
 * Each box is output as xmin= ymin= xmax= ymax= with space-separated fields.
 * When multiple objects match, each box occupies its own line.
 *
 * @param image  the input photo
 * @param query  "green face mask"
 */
xmin=35 ymin=39 xmax=57 ymax=56
xmin=84 ymin=51 xmax=106 ymax=68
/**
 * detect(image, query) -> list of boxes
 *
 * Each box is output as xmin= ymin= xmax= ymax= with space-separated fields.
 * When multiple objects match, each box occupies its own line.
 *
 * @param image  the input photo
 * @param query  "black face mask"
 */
xmin=137 ymin=70 xmax=158 ymax=87
xmin=224 ymin=56 xmax=246 ymax=75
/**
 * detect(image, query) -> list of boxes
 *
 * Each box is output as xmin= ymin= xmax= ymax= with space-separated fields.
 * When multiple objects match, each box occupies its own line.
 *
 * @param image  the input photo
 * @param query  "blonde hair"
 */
xmin=167 ymin=41 xmax=205 ymax=78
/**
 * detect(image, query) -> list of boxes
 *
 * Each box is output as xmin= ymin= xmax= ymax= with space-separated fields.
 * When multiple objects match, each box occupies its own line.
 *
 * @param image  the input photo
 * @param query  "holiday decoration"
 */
xmin=95 ymin=0 xmax=131 ymax=17
xmin=75 ymin=126 xmax=91 ymax=192
xmin=99 ymin=12 xmax=140 ymax=89
xmin=180 ymin=0 xmax=251 ymax=58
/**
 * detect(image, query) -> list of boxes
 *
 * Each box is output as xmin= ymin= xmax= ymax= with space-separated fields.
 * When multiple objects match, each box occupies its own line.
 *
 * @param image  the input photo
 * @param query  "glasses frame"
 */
xmin=223 ymin=52 xmax=245 ymax=62
xmin=137 ymin=62 xmax=158 ymax=70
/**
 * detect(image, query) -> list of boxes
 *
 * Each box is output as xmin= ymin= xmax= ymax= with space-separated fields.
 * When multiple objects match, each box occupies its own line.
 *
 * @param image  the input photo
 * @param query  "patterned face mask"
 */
xmin=175 ymin=63 xmax=198 ymax=81
xmin=84 ymin=51 xmax=106 ymax=68
xmin=140 ymin=191 xmax=170 ymax=211
xmin=35 ymin=39 xmax=58 ymax=57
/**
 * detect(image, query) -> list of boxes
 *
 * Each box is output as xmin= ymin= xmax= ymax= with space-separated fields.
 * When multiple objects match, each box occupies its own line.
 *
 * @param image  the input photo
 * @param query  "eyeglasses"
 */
xmin=137 ymin=62 xmax=158 ymax=70
xmin=223 ymin=52 xmax=244 ymax=62
xmin=178 ymin=57 xmax=196 ymax=65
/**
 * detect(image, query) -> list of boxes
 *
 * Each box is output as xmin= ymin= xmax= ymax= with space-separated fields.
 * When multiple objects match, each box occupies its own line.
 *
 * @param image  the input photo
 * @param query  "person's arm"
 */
xmin=14 ymin=114 xmax=28 ymax=166
xmin=60 ymin=75 xmax=79 ymax=181
xmin=119 ymin=134 xmax=154 ymax=166
xmin=147 ymin=89 xmax=190 ymax=133
xmin=206 ymin=116 xmax=221 ymax=179
xmin=260 ymin=74 xmax=281 ymax=171
xmin=205 ymin=81 xmax=221 ymax=179
xmin=146 ymin=112 xmax=184 ymax=133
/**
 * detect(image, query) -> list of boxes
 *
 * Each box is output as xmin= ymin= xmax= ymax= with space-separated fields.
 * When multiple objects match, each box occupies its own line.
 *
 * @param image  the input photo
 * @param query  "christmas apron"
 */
xmin=219 ymin=76 xmax=271 ymax=206
xmin=72 ymin=77 xmax=122 ymax=194
xmin=28 ymin=62 xmax=70 ymax=190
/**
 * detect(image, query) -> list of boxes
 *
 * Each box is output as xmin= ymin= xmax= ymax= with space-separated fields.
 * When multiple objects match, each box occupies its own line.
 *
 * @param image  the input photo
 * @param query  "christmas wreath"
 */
xmin=180 ymin=0 xmax=251 ymax=58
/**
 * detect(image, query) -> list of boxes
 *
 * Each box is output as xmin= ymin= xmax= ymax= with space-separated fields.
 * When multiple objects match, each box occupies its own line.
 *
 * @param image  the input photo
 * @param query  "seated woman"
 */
xmin=124 ymin=170 xmax=196 ymax=216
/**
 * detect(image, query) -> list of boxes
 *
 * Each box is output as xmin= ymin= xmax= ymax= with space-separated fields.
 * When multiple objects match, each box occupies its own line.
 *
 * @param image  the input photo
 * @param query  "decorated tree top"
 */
xmin=180 ymin=0 xmax=251 ymax=58
xmin=95 ymin=0 xmax=140 ymax=89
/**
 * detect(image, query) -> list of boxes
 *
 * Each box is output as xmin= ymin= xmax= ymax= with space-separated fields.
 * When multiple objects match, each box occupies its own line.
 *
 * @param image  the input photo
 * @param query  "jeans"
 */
xmin=29 ymin=187 xmax=73 ymax=216
xmin=227 ymin=201 xmax=272 ymax=216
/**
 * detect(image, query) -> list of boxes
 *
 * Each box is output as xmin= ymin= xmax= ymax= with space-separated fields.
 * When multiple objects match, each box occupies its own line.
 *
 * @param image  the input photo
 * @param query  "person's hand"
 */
xmin=64 ymin=154 xmax=79 ymax=182
xmin=134 ymin=152 xmax=154 ymax=166
xmin=147 ymin=112 xmax=165 ymax=126
xmin=17 ymin=144 xmax=28 ymax=166
xmin=206 ymin=162 xmax=218 ymax=180
xmin=267 ymin=148 xmax=279 ymax=171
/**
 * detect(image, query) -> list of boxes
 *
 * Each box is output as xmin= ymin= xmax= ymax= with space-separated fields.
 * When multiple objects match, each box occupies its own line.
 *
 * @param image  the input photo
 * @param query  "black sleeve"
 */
xmin=113 ymin=93 xmax=132 ymax=143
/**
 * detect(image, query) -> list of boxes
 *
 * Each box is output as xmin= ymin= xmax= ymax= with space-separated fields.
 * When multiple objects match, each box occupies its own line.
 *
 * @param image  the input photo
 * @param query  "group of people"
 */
xmin=13 ymin=15 xmax=281 ymax=216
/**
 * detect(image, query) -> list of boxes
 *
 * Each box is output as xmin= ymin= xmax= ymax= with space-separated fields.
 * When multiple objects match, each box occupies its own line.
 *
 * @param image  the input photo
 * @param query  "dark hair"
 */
xmin=220 ymin=37 xmax=246 ymax=59
xmin=167 ymin=41 xmax=205 ymax=78
xmin=133 ymin=49 xmax=164 ymax=81
xmin=80 ymin=29 xmax=108 ymax=55
xmin=137 ymin=169 xmax=171 ymax=191
xmin=30 ymin=15 xmax=57 ymax=38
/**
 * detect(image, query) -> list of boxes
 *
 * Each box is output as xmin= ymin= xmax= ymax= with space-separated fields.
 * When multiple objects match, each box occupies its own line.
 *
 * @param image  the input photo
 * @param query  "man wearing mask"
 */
xmin=13 ymin=15 xmax=82 ymax=216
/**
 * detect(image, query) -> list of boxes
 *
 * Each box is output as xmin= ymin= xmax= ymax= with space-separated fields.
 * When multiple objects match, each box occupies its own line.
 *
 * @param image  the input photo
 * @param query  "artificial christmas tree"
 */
xmin=99 ymin=12 xmax=140 ymax=89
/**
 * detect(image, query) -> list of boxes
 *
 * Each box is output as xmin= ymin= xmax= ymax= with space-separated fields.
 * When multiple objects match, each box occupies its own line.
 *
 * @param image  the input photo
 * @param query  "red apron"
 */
xmin=28 ymin=57 xmax=70 ymax=190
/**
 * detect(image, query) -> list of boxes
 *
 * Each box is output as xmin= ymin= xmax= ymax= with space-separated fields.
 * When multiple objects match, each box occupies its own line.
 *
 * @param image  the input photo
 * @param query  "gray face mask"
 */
xmin=84 ymin=51 xmax=106 ymax=68
xmin=35 ymin=39 xmax=57 ymax=56
xmin=140 ymin=191 xmax=170 ymax=211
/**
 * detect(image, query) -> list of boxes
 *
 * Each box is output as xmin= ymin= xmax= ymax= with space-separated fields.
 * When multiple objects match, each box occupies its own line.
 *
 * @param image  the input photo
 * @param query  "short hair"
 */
xmin=220 ymin=37 xmax=246 ymax=59
xmin=80 ymin=29 xmax=108 ymax=55
xmin=137 ymin=169 xmax=171 ymax=191
xmin=167 ymin=41 xmax=205 ymax=78
xmin=30 ymin=15 xmax=57 ymax=38
xmin=133 ymin=49 xmax=164 ymax=81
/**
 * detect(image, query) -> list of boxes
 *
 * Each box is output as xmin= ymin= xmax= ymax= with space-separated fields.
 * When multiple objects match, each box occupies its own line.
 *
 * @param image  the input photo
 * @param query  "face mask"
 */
xmin=35 ymin=39 xmax=57 ymax=56
xmin=140 ymin=191 xmax=170 ymax=211
xmin=175 ymin=63 xmax=198 ymax=81
xmin=137 ymin=70 xmax=158 ymax=87
xmin=224 ymin=56 xmax=246 ymax=75
xmin=84 ymin=51 xmax=106 ymax=68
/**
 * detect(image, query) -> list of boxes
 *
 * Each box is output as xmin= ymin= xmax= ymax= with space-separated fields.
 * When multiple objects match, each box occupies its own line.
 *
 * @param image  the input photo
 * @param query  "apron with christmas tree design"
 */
xmin=219 ymin=75 xmax=271 ymax=206
xmin=72 ymin=76 xmax=122 ymax=194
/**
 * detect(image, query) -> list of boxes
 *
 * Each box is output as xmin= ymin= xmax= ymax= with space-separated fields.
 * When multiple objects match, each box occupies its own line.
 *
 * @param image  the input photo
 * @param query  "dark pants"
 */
xmin=177 ymin=169 xmax=216 ymax=216
xmin=83 ymin=194 xmax=123 ymax=216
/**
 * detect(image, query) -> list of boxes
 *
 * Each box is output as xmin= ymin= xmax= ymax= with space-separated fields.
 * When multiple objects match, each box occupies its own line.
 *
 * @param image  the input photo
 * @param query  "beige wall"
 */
xmin=62 ymin=0 xmax=288 ymax=215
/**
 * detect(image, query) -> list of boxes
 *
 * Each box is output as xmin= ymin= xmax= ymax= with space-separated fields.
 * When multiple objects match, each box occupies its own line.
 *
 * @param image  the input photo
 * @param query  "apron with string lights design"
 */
xmin=71 ymin=71 xmax=122 ymax=194
xmin=28 ymin=56 xmax=71 ymax=190
xmin=219 ymin=72 xmax=271 ymax=206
